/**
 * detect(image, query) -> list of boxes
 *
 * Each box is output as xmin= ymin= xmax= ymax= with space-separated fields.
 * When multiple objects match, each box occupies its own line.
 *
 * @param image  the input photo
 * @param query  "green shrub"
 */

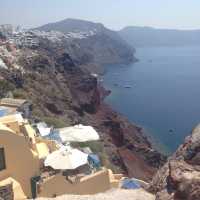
xmin=71 ymin=141 xmax=118 ymax=172
xmin=0 ymin=80 xmax=15 ymax=97
xmin=98 ymin=152 xmax=119 ymax=173
xmin=32 ymin=108 xmax=44 ymax=118
xmin=13 ymin=89 xmax=27 ymax=99
xmin=71 ymin=141 xmax=103 ymax=154
xmin=42 ymin=116 xmax=67 ymax=128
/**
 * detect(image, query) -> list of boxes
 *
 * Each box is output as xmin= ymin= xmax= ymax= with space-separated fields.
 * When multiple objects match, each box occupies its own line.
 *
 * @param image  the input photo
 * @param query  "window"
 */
xmin=0 ymin=148 xmax=6 ymax=171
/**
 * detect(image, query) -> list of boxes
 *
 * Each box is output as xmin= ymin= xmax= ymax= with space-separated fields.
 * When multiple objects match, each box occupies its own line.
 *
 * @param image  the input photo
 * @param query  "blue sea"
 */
xmin=103 ymin=46 xmax=200 ymax=154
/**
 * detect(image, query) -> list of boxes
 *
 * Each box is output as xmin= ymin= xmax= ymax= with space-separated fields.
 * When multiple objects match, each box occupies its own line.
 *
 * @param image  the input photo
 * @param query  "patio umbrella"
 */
xmin=57 ymin=124 xmax=100 ymax=143
xmin=44 ymin=146 xmax=88 ymax=170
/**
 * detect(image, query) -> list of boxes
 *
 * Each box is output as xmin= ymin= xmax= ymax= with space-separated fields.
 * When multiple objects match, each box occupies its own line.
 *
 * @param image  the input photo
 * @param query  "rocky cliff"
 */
xmin=36 ymin=19 xmax=136 ymax=71
xmin=148 ymin=124 xmax=200 ymax=199
xmin=0 ymin=23 xmax=165 ymax=181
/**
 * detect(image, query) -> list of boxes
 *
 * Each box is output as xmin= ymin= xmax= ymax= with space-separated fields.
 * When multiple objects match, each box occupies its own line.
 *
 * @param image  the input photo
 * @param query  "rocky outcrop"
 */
xmin=85 ymin=104 xmax=166 ymax=181
xmin=148 ymin=124 xmax=200 ymax=200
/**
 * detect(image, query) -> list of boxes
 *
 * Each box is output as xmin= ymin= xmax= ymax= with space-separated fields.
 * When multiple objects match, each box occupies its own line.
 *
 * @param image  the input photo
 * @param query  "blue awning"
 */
xmin=88 ymin=154 xmax=101 ymax=169
xmin=121 ymin=178 xmax=141 ymax=189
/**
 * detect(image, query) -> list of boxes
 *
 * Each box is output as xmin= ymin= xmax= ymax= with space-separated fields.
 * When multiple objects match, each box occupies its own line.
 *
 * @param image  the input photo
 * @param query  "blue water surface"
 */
xmin=103 ymin=46 xmax=200 ymax=154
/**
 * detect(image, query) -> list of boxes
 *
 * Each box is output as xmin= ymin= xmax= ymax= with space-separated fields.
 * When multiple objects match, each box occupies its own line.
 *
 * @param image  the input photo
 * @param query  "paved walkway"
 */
xmin=37 ymin=189 xmax=155 ymax=200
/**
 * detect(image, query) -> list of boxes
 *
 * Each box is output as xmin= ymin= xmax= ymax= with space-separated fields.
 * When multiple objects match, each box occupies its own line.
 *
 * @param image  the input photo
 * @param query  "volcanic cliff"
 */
xmin=0 ymin=20 xmax=166 ymax=181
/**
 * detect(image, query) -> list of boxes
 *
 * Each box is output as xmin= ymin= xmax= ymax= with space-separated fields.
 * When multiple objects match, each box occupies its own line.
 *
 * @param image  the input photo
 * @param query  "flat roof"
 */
xmin=0 ymin=113 xmax=25 ymax=124
xmin=0 ymin=98 xmax=27 ymax=107
xmin=0 ymin=123 xmax=15 ymax=134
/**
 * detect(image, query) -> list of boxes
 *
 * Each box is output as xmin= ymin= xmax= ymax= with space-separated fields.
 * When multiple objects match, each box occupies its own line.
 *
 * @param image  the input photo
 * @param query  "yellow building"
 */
xmin=0 ymin=114 xmax=123 ymax=199
xmin=0 ymin=114 xmax=52 ymax=199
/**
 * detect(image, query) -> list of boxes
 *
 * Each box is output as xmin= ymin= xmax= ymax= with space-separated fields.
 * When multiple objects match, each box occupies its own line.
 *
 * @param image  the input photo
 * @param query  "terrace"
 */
xmin=0 ymin=107 xmax=124 ymax=199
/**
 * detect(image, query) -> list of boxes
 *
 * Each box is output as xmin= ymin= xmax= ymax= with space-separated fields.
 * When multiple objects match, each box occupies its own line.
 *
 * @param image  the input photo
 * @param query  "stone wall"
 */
xmin=37 ymin=169 xmax=111 ymax=198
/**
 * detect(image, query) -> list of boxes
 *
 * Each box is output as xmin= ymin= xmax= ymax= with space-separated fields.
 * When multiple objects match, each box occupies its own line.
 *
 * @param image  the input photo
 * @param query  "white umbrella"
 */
xmin=57 ymin=124 xmax=100 ymax=143
xmin=44 ymin=146 xmax=88 ymax=170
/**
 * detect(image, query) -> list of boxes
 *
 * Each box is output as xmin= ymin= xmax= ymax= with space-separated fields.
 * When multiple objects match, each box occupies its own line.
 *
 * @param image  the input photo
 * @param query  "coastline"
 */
xmin=101 ymin=81 xmax=169 ymax=156
xmin=102 ymin=45 xmax=200 ymax=154
xmin=100 ymin=61 xmax=169 ymax=155
xmin=88 ymin=100 xmax=166 ymax=180
xmin=95 ymin=75 xmax=167 ymax=180
xmin=105 ymin=95 xmax=169 ymax=156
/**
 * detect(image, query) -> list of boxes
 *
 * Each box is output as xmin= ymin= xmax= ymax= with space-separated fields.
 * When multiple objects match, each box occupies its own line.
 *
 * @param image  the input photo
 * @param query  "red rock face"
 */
xmin=119 ymin=149 xmax=156 ymax=181
xmin=85 ymin=103 xmax=166 ymax=180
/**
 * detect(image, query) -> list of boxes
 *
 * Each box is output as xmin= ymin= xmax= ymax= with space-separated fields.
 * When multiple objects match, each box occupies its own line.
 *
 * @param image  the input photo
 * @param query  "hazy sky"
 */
xmin=1 ymin=0 xmax=200 ymax=30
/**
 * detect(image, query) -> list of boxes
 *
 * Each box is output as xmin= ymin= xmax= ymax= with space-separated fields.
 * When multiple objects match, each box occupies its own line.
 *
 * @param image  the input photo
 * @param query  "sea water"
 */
xmin=103 ymin=46 xmax=200 ymax=154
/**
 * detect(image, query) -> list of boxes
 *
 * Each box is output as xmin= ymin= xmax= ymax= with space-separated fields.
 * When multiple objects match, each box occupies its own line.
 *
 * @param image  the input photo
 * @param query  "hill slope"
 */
xmin=0 ymin=24 xmax=166 ymax=180
xmin=36 ymin=18 xmax=105 ymax=33
xmin=36 ymin=19 xmax=136 ymax=69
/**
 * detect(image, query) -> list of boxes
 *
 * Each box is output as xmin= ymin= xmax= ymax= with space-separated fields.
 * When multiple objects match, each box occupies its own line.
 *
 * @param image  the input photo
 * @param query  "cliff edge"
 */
xmin=148 ymin=124 xmax=200 ymax=199
xmin=0 ymin=23 xmax=165 ymax=181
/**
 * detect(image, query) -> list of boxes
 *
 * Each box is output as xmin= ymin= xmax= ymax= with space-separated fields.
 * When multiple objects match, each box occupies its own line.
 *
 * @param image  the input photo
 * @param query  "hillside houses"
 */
xmin=0 ymin=98 xmax=124 ymax=199
xmin=8 ymin=31 xmax=39 ymax=48
xmin=0 ymin=24 xmax=98 ymax=50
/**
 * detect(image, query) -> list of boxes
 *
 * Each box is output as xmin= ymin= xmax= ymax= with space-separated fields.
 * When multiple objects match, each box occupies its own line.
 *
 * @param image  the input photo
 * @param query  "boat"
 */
xmin=169 ymin=129 xmax=174 ymax=134
xmin=124 ymin=85 xmax=132 ymax=89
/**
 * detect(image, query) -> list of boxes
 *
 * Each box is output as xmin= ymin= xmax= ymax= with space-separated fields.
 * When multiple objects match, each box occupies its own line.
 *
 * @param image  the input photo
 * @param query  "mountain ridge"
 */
xmin=119 ymin=26 xmax=200 ymax=47
xmin=34 ymin=18 xmax=136 ymax=73
xmin=35 ymin=18 xmax=105 ymax=33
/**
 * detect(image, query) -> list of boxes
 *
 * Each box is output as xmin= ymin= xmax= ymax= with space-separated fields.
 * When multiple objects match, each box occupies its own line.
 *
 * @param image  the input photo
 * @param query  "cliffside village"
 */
xmin=0 ymin=24 xmax=97 ymax=49
xmin=0 ymin=98 xmax=146 ymax=199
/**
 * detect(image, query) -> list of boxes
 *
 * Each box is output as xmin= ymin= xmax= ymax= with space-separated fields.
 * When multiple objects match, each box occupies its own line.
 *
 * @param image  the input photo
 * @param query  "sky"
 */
xmin=1 ymin=0 xmax=200 ymax=30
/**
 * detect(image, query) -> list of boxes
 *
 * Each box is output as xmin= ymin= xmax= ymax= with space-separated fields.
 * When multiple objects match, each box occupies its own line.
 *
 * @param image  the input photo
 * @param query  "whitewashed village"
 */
xmin=0 ymin=24 xmax=98 ymax=49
